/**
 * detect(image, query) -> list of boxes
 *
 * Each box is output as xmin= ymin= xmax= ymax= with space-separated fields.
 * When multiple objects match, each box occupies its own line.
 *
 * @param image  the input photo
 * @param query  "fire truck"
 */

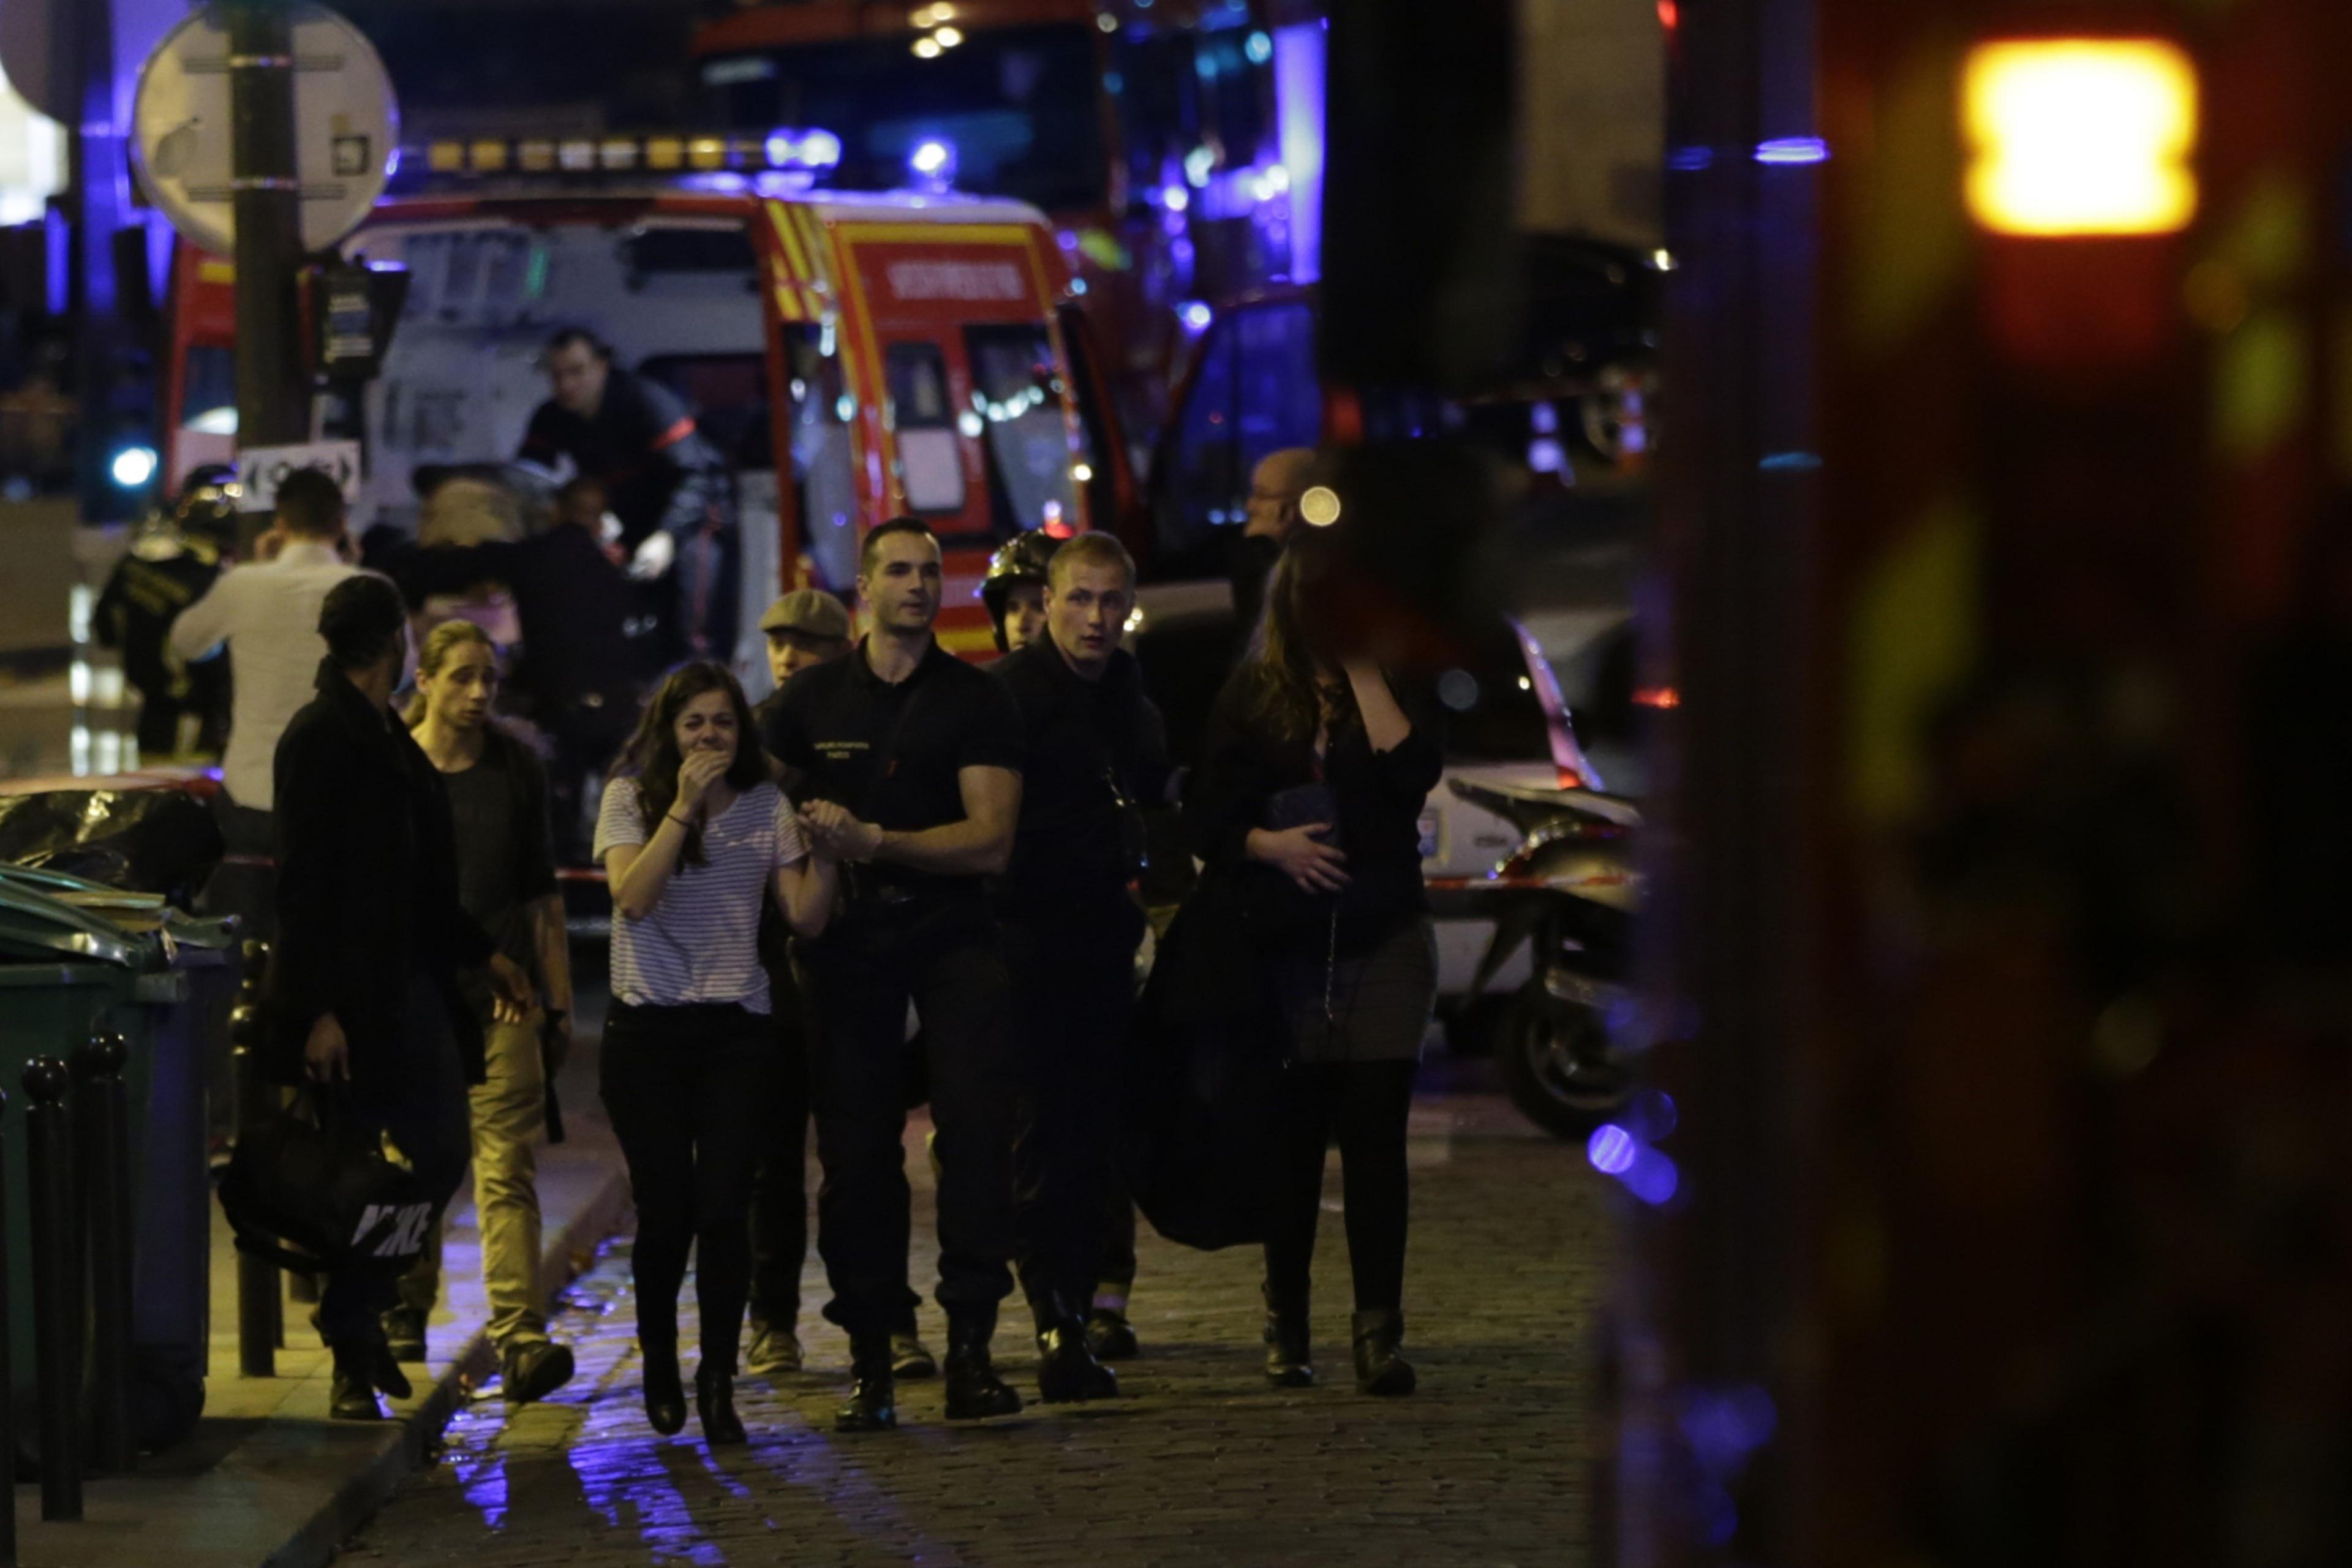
xmin=160 ymin=129 xmax=1139 ymax=669
xmin=691 ymin=0 xmax=1324 ymax=429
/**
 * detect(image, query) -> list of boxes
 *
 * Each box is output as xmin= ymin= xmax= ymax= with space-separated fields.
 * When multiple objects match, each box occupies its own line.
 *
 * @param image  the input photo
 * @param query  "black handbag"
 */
xmin=1124 ymin=878 xmax=1289 ymax=1251
xmin=217 ymin=1088 xmax=443 ymax=1274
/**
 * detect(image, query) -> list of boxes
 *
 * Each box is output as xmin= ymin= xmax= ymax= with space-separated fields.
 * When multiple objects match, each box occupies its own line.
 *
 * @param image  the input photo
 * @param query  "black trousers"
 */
xmin=1263 ymin=1059 xmax=1418 ymax=1316
xmin=319 ymin=973 xmax=472 ymax=1349
xmin=747 ymin=1003 xmax=812 ymax=1329
xmin=599 ymin=1001 xmax=774 ymax=1368
xmin=1008 ymin=914 xmax=1140 ymax=1331
xmin=801 ymin=897 xmax=1019 ymax=1336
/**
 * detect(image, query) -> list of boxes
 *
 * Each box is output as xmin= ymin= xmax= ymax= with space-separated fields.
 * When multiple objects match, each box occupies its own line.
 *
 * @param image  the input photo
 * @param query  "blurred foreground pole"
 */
xmin=1637 ymin=0 xmax=2352 ymax=1563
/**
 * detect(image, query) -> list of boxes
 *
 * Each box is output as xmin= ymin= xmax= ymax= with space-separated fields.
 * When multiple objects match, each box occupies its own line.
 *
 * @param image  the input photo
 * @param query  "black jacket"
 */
xmin=992 ymin=636 xmax=1172 ymax=933
xmin=262 ymin=660 xmax=495 ymax=1088
xmin=1183 ymin=667 xmax=1442 ymax=953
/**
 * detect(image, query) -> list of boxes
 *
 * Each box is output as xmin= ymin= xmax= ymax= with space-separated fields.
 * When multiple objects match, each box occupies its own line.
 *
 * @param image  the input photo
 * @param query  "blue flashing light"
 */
xmin=1624 ymin=1147 xmax=1679 ymax=1205
xmin=1245 ymin=30 xmax=1273 ymax=64
xmin=801 ymin=129 xmax=842 ymax=168
xmin=1161 ymin=183 xmax=1189 ymax=213
xmin=1667 ymin=145 xmax=1715 ymax=172
xmin=1586 ymin=1123 xmax=1637 ymax=1177
xmin=907 ymin=137 xmax=958 ymax=194
xmin=1195 ymin=50 xmax=1218 ymax=81
xmin=1179 ymin=300 xmax=1212 ymax=331
xmin=109 ymin=446 xmax=158 ymax=489
xmin=1754 ymin=136 xmax=1830 ymax=165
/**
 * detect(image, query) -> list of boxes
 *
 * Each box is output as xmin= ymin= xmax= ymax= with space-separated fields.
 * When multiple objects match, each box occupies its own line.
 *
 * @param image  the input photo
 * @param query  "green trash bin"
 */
xmin=0 ymin=868 xmax=239 ymax=1454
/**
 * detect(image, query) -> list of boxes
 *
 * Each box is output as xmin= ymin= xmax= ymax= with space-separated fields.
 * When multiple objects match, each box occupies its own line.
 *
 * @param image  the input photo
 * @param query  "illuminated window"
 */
xmin=1963 ymin=39 xmax=2198 ymax=236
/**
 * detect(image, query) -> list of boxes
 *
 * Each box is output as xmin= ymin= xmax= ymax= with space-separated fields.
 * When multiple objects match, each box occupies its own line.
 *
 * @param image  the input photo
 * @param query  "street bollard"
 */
xmin=72 ymin=1033 xmax=134 ymax=1475
xmin=228 ymin=1009 xmax=277 ymax=1379
xmin=23 ymin=1058 xmax=81 ymax=1522
xmin=0 ymin=1085 xmax=19 ymax=1564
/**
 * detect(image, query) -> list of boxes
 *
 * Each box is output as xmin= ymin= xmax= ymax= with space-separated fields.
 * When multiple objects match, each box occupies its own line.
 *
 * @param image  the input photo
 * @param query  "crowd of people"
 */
xmin=161 ymin=375 xmax=1441 ymax=1439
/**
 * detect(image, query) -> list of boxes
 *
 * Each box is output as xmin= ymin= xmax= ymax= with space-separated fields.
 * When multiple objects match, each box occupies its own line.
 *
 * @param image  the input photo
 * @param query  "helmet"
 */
xmin=174 ymin=464 xmax=241 ymax=545
xmin=980 ymin=529 xmax=1060 ymax=646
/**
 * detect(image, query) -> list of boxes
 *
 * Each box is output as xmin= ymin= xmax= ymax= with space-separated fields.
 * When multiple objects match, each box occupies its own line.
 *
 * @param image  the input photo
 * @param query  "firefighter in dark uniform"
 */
xmin=761 ymin=518 xmax=1028 ymax=1434
xmin=990 ymin=531 xmax=1171 ymax=1396
xmin=518 ymin=328 xmax=734 ymax=660
xmin=94 ymin=467 xmax=238 ymax=758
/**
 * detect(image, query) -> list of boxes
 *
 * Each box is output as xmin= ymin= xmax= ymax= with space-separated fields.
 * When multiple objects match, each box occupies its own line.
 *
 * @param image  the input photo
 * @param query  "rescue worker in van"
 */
xmin=982 ymin=530 xmax=1059 ymax=654
xmin=991 ymin=532 xmax=1171 ymax=1401
xmin=519 ymin=328 xmax=736 ymax=661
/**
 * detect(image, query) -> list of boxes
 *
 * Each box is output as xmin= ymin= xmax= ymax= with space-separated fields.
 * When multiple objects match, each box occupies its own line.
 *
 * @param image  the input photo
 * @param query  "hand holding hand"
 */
xmin=1250 ymin=823 xmax=1350 ymax=895
xmin=802 ymin=799 xmax=883 ymax=862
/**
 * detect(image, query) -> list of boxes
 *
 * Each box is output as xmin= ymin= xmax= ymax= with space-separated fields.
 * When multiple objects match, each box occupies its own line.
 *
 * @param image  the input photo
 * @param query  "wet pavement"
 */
xmin=339 ymin=1069 xmax=1613 ymax=1567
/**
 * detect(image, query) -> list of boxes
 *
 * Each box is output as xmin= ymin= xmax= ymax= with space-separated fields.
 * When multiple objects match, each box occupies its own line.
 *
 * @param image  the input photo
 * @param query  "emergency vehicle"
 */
xmin=160 ymin=129 xmax=1139 ymax=671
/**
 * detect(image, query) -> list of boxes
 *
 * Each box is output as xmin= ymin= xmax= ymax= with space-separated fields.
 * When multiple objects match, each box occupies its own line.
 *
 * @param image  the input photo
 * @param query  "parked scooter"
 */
xmin=1447 ymin=777 xmax=1642 ymax=1139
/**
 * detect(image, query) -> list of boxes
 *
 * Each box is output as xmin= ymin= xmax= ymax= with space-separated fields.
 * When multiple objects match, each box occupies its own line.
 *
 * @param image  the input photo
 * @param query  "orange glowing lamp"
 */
xmin=1962 ymin=39 xmax=2198 ymax=237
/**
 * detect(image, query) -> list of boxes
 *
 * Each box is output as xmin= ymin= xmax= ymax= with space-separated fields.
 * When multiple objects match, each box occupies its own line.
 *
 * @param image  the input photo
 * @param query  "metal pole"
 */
xmin=71 ymin=1033 xmax=134 ymax=1475
xmin=228 ymin=1008 xmax=277 ymax=1379
xmin=23 ymin=1059 xmax=81 ymax=1522
xmin=0 ymin=1084 xmax=19 ymax=1566
xmin=227 ymin=1 xmax=312 ymax=473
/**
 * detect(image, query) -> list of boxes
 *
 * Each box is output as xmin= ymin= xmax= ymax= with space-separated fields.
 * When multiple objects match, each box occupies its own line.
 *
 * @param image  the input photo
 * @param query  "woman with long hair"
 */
xmin=395 ymin=620 xmax=578 ymax=1403
xmin=1183 ymin=528 xmax=1442 ymax=1396
xmin=595 ymin=661 xmax=837 ymax=1443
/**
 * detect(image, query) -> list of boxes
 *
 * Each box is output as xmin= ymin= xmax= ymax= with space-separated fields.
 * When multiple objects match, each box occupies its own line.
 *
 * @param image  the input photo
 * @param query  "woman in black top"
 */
xmin=1184 ymin=529 xmax=1442 ymax=1397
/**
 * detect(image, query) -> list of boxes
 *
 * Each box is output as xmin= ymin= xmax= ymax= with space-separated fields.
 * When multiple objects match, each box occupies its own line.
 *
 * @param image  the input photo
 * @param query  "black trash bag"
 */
xmin=1123 ymin=878 xmax=1289 ymax=1252
xmin=216 ymin=1091 xmax=443 ymax=1277
xmin=0 ymin=788 xmax=225 ymax=905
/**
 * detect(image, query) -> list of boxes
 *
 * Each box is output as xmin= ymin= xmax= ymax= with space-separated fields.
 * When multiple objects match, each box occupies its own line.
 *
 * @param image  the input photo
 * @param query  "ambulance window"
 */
xmin=785 ymin=326 xmax=860 ymax=593
xmin=178 ymin=346 xmax=237 ymax=432
xmin=966 ymin=325 xmax=1081 ymax=539
xmin=886 ymin=342 xmax=965 ymax=515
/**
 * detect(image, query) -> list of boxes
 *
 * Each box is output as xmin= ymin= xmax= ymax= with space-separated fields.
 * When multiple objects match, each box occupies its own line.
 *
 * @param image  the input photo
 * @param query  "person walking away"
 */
xmin=377 ymin=475 xmax=646 ymax=863
xmin=981 ymin=530 xmax=1058 ymax=654
xmin=391 ymin=622 xmax=579 ymax=1403
xmin=1183 ymin=528 xmax=1441 ymax=1397
xmin=597 ymin=662 xmax=837 ymax=1445
xmin=519 ymin=330 xmax=734 ymax=660
xmin=263 ymin=575 xmax=533 ymax=1419
xmin=169 ymin=467 xmax=360 ymax=936
xmin=761 ymin=518 xmax=1028 ymax=1434
xmin=992 ymin=533 xmax=1171 ymax=1396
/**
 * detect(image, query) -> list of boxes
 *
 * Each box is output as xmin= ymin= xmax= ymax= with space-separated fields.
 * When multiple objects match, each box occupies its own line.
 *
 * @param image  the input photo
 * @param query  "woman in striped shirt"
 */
xmin=595 ymin=661 xmax=837 ymax=1444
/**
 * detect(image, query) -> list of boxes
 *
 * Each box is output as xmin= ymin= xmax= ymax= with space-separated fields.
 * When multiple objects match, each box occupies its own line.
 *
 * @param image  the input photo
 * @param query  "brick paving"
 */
xmin=339 ymin=1074 xmax=1613 ymax=1567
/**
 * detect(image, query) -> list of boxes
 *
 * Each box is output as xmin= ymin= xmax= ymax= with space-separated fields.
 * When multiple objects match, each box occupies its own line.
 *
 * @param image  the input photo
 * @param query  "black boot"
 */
xmin=1085 ymin=1306 xmax=1140 ymax=1362
xmin=943 ymin=1311 xmax=1024 ymax=1421
xmin=1034 ymin=1292 xmax=1118 ymax=1404
xmin=641 ymin=1339 xmax=688 ymax=1435
xmin=696 ymin=1362 xmax=747 ymax=1446
xmin=330 ymin=1345 xmax=385 ymax=1420
xmin=835 ymin=1333 xmax=898 ymax=1433
xmin=1351 ymin=1309 xmax=1416 ymax=1397
xmin=1263 ymin=1287 xmax=1314 ymax=1389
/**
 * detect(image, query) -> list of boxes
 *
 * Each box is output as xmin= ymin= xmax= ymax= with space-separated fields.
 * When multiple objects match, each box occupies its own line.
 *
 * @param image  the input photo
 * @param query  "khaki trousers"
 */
xmin=399 ymin=1013 xmax=550 ymax=1349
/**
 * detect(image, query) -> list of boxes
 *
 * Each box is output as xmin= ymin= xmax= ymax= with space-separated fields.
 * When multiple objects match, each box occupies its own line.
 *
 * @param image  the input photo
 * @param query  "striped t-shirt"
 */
xmin=594 ymin=778 xmax=809 ymax=1014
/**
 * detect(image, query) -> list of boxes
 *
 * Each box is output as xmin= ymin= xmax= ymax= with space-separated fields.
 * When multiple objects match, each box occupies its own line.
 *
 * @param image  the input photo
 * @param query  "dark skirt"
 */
xmin=1272 ymin=916 xmax=1438 ymax=1064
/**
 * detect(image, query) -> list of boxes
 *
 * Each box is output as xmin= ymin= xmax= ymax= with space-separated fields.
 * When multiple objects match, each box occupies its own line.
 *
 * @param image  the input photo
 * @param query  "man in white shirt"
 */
xmin=170 ymin=468 xmax=361 ymax=932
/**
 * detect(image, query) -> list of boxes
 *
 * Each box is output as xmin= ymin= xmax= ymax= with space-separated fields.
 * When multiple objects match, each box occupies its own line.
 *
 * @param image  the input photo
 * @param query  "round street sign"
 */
xmin=130 ymin=4 xmax=399 ymax=256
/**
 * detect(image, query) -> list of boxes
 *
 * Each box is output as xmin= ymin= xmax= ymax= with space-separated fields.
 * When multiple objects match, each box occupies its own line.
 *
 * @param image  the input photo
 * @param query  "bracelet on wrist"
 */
xmin=665 ymin=810 xmax=692 ymax=827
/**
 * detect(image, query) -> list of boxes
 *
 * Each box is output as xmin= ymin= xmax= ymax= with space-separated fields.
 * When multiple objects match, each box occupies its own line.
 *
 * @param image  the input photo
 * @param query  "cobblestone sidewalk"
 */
xmin=341 ymin=1088 xmax=1613 ymax=1568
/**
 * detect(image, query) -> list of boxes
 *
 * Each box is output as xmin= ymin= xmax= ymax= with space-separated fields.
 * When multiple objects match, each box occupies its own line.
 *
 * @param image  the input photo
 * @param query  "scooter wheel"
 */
xmin=1498 ymin=983 xmax=1632 ymax=1140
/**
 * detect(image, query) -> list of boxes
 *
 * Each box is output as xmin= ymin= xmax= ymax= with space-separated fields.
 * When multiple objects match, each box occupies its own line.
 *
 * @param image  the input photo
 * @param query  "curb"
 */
xmin=258 ymin=1158 xmax=633 ymax=1568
